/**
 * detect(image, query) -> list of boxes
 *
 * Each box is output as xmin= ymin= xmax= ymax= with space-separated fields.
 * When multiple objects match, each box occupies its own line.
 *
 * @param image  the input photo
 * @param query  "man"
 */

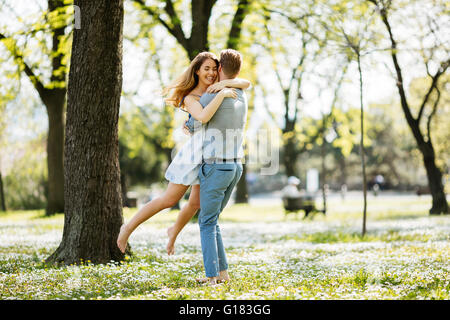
xmin=196 ymin=49 xmax=248 ymax=285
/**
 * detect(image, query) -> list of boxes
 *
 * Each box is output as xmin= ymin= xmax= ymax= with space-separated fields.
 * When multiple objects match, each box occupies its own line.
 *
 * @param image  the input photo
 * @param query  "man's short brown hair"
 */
xmin=220 ymin=49 xmax=242 ymax=78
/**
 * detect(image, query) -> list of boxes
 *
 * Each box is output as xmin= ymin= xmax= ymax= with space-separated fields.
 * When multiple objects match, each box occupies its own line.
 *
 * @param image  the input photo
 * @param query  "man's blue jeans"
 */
xmin=198 ymin=161 xmax=243 ymax=278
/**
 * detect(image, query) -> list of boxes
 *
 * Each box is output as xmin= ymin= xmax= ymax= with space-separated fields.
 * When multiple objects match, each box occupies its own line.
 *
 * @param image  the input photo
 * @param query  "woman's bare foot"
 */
xmin=117 ymin=224 xmax=130 ymax=254
xmin=166 ymin=226 xmax=176 ymax=255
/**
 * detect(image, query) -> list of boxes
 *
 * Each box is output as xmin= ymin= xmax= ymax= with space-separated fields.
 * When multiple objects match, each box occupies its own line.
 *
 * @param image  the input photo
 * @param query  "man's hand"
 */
xmin=206 ymin=81 xmax=226 ymax=93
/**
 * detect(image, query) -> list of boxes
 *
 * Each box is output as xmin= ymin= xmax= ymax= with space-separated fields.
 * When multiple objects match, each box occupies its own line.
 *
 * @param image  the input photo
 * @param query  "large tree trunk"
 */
xmin=188 ymin=0 xmax=215 ymax=59
xmin=420 ymin=142 xmax=448 ymax=214
xmin=44 ymin=0 xmax=68 ymax=215
xmin=47 ymin=0 xmax=125 ymax=265
xmin=45 ymin=95 xmax=65 ymax=215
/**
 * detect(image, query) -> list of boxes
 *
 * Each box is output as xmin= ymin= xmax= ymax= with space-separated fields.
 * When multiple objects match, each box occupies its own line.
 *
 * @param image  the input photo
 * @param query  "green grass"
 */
xmin=0 ymin=195 xmax=449 ymax=300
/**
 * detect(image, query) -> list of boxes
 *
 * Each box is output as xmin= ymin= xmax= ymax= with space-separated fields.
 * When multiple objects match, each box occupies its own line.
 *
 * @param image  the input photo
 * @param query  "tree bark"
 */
xmin=44 ymin=93 xmax=66 ymax=215
xmin=47 ymin=0 xmax=125 ymax=265
xmin=43 ymin=0 xmax=67 ymax=215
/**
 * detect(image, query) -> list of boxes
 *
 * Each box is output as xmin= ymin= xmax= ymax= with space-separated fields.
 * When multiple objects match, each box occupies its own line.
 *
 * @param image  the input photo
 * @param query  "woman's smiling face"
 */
xmin=196 ymin=58 xmax=218 ymax=85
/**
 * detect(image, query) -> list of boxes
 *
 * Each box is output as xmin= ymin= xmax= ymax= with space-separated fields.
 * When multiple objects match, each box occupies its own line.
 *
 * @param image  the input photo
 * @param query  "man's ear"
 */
xmin=218 ymin=65 xmax=222 ymax=73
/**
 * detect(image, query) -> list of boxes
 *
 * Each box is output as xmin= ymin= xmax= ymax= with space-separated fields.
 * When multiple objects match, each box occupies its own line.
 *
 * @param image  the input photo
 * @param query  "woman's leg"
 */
xmin=167 ymin=184 xmax=200 ymax=255
xmin=117 ymin=182 xmax=189 ymax=253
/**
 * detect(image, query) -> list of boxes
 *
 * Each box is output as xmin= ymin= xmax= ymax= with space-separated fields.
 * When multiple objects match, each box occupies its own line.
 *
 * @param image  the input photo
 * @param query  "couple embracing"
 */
xmin=117 ymin=49 xmax=249 ymax=285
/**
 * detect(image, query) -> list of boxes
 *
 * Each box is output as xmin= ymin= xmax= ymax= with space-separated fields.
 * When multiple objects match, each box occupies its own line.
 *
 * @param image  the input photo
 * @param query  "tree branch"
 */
xmin=260 ymin=20 xmax=285 ymax=90
xmin=163 ymin=0 xmax=187 ymax=41
xmin=0 ymin=32 xmax=47 ymax=99
xmin=292 ymin=36 xmax=308 ymax=124
xmin=417 ymin=58 xmax=450 ymax=123
xmin=133 ymin=0 xmax=188 ymax=50
xmin=227 ymin=0 xmax=251 ymax=49
xmin=374 ymin=1 xmax=419 ymax=137
xmin=258 ymin=85 xmax=277 ymax=124
xmin=426 ymin=85 xmax=440 ymax=144
xmin=261 ymin=5 xmax=319 ymax=41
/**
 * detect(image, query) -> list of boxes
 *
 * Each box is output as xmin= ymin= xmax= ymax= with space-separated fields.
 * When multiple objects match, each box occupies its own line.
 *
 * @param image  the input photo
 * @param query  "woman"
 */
xmin=117 ymin=52 xmax=250 ymax=255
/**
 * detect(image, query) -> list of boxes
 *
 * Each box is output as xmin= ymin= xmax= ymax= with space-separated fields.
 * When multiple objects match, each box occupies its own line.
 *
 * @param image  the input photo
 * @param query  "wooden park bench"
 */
xmin=282 ymin=194 xmax=326 ymax=219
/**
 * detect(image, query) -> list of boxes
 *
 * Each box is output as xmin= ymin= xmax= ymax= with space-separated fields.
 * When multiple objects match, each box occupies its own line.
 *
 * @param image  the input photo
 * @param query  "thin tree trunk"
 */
xmin=320 ymin=127 xmax=327 ymax=214
xmin=47 ymin=0 xmax=125 ymax=265
xmin=357 ymin=55 xmax=368 ymax=237
xmin=234 ymin=156 xmax=249 ymax=203
xmin=320 ymin=60 xmax=348 ymax=213
xmin=0 ymin=169 xmax=6 ymax=212
xmin=338 ymin=154 xmax=347 ymax=187
xmin=283 ymin=136 xmax=298 ymax=177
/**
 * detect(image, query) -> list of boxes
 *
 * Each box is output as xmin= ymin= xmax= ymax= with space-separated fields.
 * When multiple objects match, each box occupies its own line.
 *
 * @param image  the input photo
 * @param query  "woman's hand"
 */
xmin=182 ymin=120 xmax=192 ymax=136
xmin=206 ymin=82 xmax=226 ymax=93
xmin=219 ymin=88 xmax=237 ymax=99
xmin=207 ymin=78 xmax=251 ymax=93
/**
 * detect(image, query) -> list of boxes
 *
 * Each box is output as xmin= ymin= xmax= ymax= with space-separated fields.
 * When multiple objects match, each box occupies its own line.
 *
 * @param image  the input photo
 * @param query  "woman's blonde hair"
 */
xmin=162 ymin=52 xmax=219 ymax=109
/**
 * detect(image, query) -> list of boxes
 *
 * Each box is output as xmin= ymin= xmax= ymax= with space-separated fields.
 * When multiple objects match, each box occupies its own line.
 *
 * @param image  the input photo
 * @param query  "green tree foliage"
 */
xmin=0 ymin=0 xmax=75 ymax=215
xmin=3 ymin=135 xmax=47 ymax=210
xmin=119 ymin=109 xmax=167 ymax=189
xmin=300 ymin=103 xmax=426 ymax=191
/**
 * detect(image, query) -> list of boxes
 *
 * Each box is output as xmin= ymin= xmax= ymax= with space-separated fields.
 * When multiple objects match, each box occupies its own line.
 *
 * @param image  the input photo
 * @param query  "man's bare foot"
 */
xmin=166 ymin=226 xmax=176 ymax=255
xmin=117 ymin=224 xmax=130 ymax=254
xmin=196 ymin=277 xmax=218 ymax=286
xmin=196 ymin=274 xmax=230 ymax=284
xmin=218 ymin=270 xmax=231 ymax=283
